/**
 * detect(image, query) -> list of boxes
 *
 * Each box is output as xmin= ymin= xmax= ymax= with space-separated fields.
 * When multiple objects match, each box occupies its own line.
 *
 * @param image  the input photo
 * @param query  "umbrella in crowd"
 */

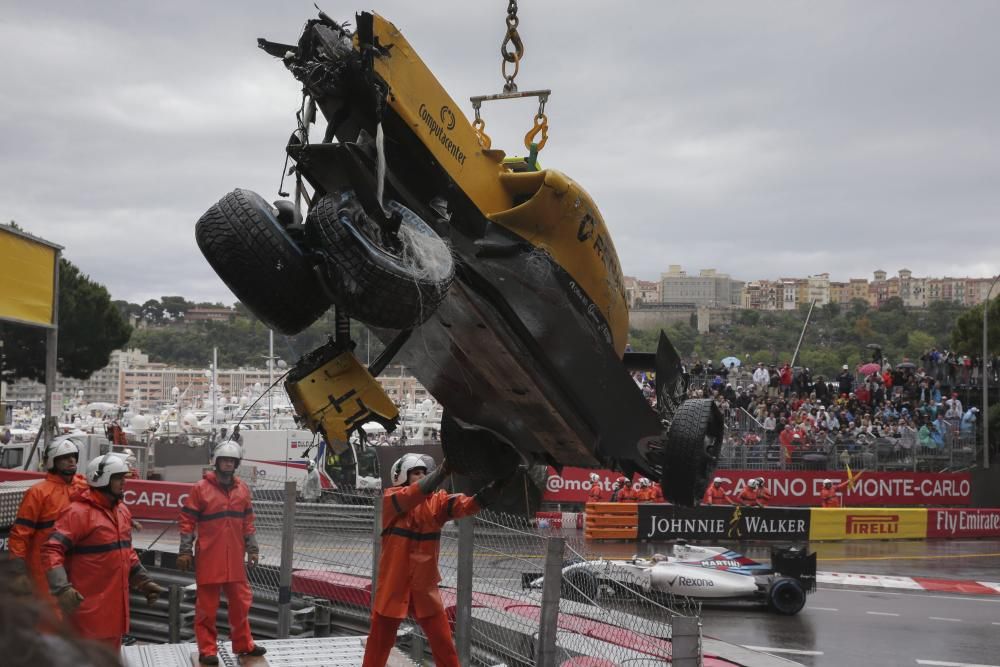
xmin=721 ymin=356 xmax=741 ymax=369
xmin=897 ymin=361 xmax=917 ymax=370
xmin=858 ymin=362 xmax=881 ymax=375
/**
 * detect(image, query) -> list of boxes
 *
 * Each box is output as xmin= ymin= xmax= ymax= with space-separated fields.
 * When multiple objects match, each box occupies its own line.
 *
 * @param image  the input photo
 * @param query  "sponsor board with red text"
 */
xmin=927 ymin=508 xmax=1000 ymax=538
xmin=0 ymin=469 xmax=190 ymax=522
xmin=808 ymin=507 xmax=927 ymax=540
xmin=541 ymin=467 xmax=971 ymax=506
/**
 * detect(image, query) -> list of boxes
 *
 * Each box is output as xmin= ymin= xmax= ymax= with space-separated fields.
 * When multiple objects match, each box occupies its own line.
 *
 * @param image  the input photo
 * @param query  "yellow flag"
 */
xmin=846 ymin=464 xmax=858 ymax=490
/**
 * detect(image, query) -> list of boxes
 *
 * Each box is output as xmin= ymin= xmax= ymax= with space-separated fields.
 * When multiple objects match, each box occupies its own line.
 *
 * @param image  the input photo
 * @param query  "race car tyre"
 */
xmin=660 ymin=398 xmax=724 ymax=506
xmin=767 ymin=577 xmax=806 ymax=615
xmin=195 ymin=189 xmax=330 ymax=335
xmin=306 ymin=190 xmax=454 ymax=330
xmin=561 ymin=568 xmax=599 ymax=604
xmin=440 ymin=412 xmax=521 ymax=480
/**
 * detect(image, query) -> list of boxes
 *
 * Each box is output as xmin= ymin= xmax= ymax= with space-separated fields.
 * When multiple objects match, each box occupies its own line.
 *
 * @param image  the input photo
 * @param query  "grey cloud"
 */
xmin=2 ymin=0 xmax=997 ymax=306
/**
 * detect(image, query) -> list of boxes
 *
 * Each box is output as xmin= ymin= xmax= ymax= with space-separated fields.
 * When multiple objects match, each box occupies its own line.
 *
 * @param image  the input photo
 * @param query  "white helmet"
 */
xmin=86 ymin=453 xmax=130 ymax=487
xmin=713 ymin=477 xmax=724 ymax=484
xmin=213 ymin=442 xmax=243 ymax=467
xmin=391 ymin=453 xmax=435 ymax=486
xmin=307 ymin=460 xmax=317 ymax=472
xmin=589 ymin=472 xmax=600 ymax=483
xmin=43 ymin=437 xmax=81 ymax=471
xmin=748 ymin=478 xmax=761 ymax=489
xmin=639 ymin=477 xmax=650 ymax=487
xmin=823 ymin=478 xmax=833 ymax=485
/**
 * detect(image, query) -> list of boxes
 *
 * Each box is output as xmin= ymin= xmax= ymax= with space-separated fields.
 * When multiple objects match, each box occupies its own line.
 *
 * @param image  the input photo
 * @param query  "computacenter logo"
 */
xmin=846 ymin=514 xmax=899 ymax=535
xmin=419 ymin=104 xmax=466 ymax=166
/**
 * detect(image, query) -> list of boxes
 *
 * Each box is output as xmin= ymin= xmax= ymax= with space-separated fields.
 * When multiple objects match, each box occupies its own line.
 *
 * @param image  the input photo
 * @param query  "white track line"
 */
xmin=743 ymin=646 xmax=824 ymax=656
xmin=866 ymin=611 xmax=900 ymax=616
xmin=928 ymin=617 xmax=963 ymax=622
xmin=819 ymin=587 xmax=1000 ymax=604
xmin=915 ymin=660 xmax=1000 ymax=667
xmin=808 ymin=606 xmax=839 ymax=611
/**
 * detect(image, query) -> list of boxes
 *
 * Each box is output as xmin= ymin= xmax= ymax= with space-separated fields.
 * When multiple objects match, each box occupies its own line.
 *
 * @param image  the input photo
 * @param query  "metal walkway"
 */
xmin=121 ymin=636 xmax=416 ymax=667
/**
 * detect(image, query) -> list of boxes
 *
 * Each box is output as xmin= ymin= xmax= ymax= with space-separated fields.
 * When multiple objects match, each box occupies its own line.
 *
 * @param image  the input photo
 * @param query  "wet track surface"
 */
xmin=602 ymin=539 xmax=1000 ymax=667
xmin=136 ymin=526 xmax=1000 ymax=666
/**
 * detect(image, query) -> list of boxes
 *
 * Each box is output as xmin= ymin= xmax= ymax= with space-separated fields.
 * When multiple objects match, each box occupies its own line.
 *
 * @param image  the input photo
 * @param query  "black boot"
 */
xmin=241 ymin=646 xmax=267 ymax=657
xmin=198 ymin=655 xmax=219 ymax=665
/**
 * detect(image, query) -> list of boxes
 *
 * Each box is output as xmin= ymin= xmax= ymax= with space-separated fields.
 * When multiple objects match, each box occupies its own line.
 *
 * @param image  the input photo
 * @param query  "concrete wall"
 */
xmin=628 ymin=306 xmax=735 ymax=332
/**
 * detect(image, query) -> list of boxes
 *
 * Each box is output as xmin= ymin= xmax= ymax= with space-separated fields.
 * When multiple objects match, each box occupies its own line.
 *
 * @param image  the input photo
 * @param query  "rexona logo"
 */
xmin=846 ymin=514 xmax=899 ymax=535
xmin=419 ymin=104 xmax=466 ymax=166
xmin=677 ymin=576 xmax=715 ymax=587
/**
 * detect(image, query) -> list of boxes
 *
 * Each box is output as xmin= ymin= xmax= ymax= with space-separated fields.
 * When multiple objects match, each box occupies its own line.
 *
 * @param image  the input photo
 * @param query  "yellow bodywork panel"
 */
xmin=492 ymin=170 xmax=629 ymax=354
xmin=286 ymin=349 xmax=399 ymax=442
xmin=365 ymin=14 xmax=628 ymax=357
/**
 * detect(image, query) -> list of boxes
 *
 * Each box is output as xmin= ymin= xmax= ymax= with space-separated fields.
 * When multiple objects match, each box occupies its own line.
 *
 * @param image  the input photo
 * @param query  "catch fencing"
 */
xmin=720 ymin=409 xmax=977 ymax=473
xmin=240 ymin=473 xmax=703 ymax=665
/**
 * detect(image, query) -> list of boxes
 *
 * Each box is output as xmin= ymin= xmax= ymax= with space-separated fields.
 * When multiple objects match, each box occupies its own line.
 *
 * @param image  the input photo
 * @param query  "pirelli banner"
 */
xmin=809 ymin=508 xmax=928 ymax=540
xmin=638 ymin=504 xmax=811 ymax=541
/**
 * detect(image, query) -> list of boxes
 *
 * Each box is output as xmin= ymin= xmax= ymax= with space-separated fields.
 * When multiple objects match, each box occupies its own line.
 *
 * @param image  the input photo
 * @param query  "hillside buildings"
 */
xmin=626 ymin=267 xmax=997 ymax=312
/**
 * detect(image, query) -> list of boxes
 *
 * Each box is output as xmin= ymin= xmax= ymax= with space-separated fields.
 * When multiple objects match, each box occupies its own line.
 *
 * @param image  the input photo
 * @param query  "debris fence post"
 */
xmin=167 ymin=584 xmax=181 ymax=644
xmin=671 ymin=615 xmax=703 ymax=667
xmin=277 ymin=479 xmax=297 ymax=638
xmin=454 ymin=516 xmax=475 ymax=664
xmin=371 ymin=497 xmax=382 ymax=601
xmin=536 ymin=536 xmax=565 ymax=667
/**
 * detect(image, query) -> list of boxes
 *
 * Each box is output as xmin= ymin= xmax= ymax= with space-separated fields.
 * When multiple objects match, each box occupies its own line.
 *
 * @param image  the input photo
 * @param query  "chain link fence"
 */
xmin=239 ymin=469 xmax=703 ymax=665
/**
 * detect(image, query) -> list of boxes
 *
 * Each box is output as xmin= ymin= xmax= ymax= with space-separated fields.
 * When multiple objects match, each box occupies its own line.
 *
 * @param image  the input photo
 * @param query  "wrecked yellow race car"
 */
xmin=195 ymin=11 xmax=723 ymax=511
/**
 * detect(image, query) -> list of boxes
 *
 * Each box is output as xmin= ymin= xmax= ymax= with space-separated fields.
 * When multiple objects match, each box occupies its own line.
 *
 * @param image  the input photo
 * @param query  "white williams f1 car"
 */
xmin=523 ymin=542 xmax=816 ymax=615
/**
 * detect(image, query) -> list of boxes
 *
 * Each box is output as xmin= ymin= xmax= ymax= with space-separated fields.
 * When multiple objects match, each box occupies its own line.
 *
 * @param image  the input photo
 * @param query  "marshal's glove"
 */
xmin=176 ymin=554 xmax=193 ymax=572
xmin=8 ymin=558 xmax=34 ymax=597
xmin=473 ymin=478 xmax=507 ymax=509
xmin=57 ymin=587 xmax=85 ymax=614
xmin=245 ymin=533 xmax=259 ymax=568
xmin=138 ymin=580 xmax=166 ymax=606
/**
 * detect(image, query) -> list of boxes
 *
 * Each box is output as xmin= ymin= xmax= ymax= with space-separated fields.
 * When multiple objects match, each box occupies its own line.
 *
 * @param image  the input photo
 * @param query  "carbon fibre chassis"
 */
xmin=293 ymin=139 xmax=663 ymax=470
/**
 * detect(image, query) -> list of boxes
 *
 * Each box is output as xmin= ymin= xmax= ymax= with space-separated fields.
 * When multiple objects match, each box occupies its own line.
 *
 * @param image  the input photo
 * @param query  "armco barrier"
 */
xmin=584 ymin=503 xmax=638 ymax=540
xmin=808 ymin=508 xmax=928 ymax=540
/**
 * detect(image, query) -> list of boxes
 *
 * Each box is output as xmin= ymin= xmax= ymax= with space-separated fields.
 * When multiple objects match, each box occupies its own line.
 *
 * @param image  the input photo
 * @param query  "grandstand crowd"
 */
xmin=635 ymin=350 xmax=989 ymax=470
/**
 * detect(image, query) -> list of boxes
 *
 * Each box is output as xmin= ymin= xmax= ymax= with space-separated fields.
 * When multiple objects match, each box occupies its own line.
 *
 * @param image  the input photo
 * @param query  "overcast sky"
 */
xmin=3 ymin=1 xmax=998 ymax=304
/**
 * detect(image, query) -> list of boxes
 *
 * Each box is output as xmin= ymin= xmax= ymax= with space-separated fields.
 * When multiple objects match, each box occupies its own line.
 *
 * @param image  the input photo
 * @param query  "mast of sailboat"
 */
xmin=790 ymin=299 xmax=817 ymax=368
xmin=268 ymin=330 xmax=274 ymax=430
xmin=211 ymin=347 xmax=218 ymax=429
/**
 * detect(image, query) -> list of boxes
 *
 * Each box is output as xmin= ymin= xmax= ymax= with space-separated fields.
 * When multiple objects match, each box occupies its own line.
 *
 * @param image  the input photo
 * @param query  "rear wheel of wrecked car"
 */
xmin=561 ymin=568 xmax=599 ymax=604
xmin=195 ymin=189 xmax=330 ymax=335
xmin=440 ymin=411 xmax=522 ymax=480
xmin=306 ymin=191 xmax=454 ymax=330
xmin=660 ymin=398 xmax=724 ymax=506
xmin=767 ymin=577 xmax=806 ymax=615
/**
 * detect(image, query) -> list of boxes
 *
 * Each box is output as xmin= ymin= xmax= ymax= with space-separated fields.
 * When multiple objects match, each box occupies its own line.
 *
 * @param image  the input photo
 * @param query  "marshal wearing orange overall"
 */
xmin=362 ymin=454 xmax=502 ymax=667
xmin=178 ymin=442 xmax=266 ymax=665
xmin=42 ymin=454 xmax=164 ymax=650
xmin=8 ymin=438 xmax=88 ymax=604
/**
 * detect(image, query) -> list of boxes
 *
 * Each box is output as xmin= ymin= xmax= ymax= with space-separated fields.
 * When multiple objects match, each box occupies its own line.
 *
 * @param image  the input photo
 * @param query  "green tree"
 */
xmin=951 ymin=297 xmax=1000 ymax=355
xmin=2 ymin=259 xmax=132 ymax=381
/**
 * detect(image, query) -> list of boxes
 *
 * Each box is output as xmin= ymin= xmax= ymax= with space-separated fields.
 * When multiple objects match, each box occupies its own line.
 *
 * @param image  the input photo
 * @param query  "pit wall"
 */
xmin=585 ymin=502 xmax=1000 ymax=541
